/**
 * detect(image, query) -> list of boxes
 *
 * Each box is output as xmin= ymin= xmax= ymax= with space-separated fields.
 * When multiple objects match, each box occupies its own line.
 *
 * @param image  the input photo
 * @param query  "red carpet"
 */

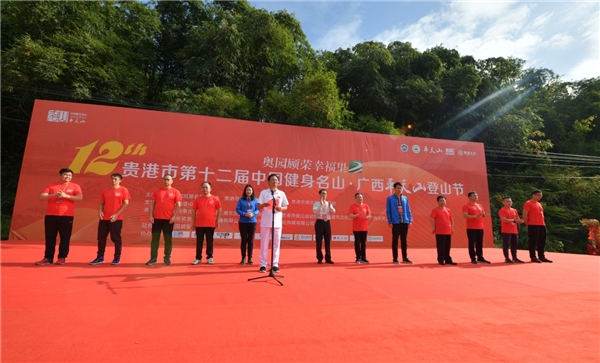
xmin=2 ymin=241 xmax=599 ymax=362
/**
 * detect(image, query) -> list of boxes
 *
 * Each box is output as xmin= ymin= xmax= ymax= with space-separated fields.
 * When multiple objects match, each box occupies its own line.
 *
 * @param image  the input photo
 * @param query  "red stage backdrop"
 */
xmin=10 ymin=100 xmax=492 ymax=248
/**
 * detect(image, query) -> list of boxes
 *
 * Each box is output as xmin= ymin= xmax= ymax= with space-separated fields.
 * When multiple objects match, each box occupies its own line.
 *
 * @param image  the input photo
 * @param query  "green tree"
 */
xmin=262 ymin=69 xmax=352 ymax=129
xmin=2 ymin=1 xmax=159 ymax=103
xmin=344 ymin=115 xmax=399 ymax=135
xmin=330 ymin=41 xmax=395 ymax=121
xmin=162 ymin=87 xmax=255 ymax=120
xmin=1 ymin=1 xmax=160 ymax=238
xmin=156 ymin=0 xmax=316 ymax=109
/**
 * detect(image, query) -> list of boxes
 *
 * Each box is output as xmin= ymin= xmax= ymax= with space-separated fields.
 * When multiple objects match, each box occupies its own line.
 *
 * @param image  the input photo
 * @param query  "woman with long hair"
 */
xmin=235 ymin=184 xmax=260 ymax=264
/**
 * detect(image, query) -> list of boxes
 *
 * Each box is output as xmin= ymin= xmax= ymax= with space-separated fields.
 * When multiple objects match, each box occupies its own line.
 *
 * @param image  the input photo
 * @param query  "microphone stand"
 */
xmin=248 ymin=190 xmax=284 ymax=286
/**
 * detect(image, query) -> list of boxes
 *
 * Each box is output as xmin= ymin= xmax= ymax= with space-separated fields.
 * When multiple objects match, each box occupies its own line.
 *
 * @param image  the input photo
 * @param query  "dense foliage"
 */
xmin=2 ymin=0 xmax=599 ymax=252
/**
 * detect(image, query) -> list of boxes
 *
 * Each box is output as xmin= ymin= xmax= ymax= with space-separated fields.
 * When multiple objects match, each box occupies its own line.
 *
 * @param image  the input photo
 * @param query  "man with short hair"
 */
xmin=430 ymin=195 xmax=456 ymax=265
xmin=191 ymin=182 xmax=222 ymax=265
xmin=147 ymin=174 xmax=181 ymax=266
xmin=257 ymin=174 xmax=289 ymax=273
xmin=462 ymin=191 xmax=490 ymax=264
xmin=35 ymin=168 xmax=83 ymax=265
xmin=523 ymin=190 xmax=553 ymax=263
xmin=349 ymin=192 xmax=372 ymax=264
xmin=313 ymin=189 xmax=336 ymax=264
xmin=498 ymin=196 xmax=525 ymax=263
xmin=90 ymin=173 xmax=130 ymax=265
xmin=386 ymin=182 xmax=413 ymax=264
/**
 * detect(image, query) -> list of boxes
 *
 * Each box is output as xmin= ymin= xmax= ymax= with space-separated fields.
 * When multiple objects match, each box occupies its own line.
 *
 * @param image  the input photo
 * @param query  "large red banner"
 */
xmin=10 ymin=100 xmax=492 ymax=248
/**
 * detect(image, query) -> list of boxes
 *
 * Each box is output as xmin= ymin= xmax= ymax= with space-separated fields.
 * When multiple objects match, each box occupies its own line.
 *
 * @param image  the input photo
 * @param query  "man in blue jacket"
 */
xmin=386 ymin=182 xmax=414 ymax=264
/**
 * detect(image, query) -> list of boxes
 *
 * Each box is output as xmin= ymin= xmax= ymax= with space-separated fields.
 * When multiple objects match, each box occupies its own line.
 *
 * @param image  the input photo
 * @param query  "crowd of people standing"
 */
xmin=35 ymin=168 xmax=554 ymax=271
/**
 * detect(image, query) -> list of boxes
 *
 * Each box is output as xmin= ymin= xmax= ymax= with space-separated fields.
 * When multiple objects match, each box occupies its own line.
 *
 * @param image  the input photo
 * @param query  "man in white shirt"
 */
xmin=313 ymin=189 xmax=336 ymax=264
xmin=257 ymin=174 xmax=289 ymax=273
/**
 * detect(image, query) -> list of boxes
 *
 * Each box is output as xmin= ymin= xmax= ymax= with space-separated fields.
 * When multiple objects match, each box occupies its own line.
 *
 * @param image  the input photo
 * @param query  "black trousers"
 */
xmin=238 ymin=222 xmax=256 ymax=259
xmin=391 ymin=223 xmax=409 ymax=261
xmin=527 ymin=225 xmax=547 ymax=259
xmin=44 ymin=215 xmax=74 ymax=260
xmin=195 ymin=227 xmax=215 ymax=259
xmin=502 ymin=233 xmax=519 ymax=259
xmin=435 ymin=234 xmax=453 ymax=263
xmin=150 ymin=219 xmax=174 ymax=259
xmin=467 ymin=229 xmax=484 ymax=260
xmin=353 ymin=231 xmax=367 ymax=260
xmin=97 ymin=220 xmax=123 ymax=258
xmin=315 ymin=219 xmax=332 ymax=262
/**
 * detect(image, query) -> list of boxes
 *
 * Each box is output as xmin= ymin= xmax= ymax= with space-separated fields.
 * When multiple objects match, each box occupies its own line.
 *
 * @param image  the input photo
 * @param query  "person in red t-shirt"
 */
xmin=35 ymin=168 xmax=83 ymax=266
xmin=430 ymin=195 xmax=456 ymax=265
xmin=190 ymin=182 xmax=222 ymax=265
xmin=89 ymin=173 xmax=131 ymax=266
xmin=147 ymin=174 xmax=182 ymax=266
xmin=461 ymin=191 xmax=490 ymax=264
xmin=348 ymin=193 xmax=372 ymax=263
xmin=523 ymin=190 xmax=552 ymax=263
xmin=498 ymin=196 xmax=525 ymax=263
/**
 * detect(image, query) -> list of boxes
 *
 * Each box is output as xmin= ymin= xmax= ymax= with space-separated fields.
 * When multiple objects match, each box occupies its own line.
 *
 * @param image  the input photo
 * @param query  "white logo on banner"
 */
xmin=281 ymin=234 xmax=293 ymax=241
xmin=294 ymin=234 xmax=313 ymax=241
xmin=173 ymin=231 xmax=190 ymax=238
xmin=367 ymin=236 xmax=384 ymax=242
xmin=214 ymin=232 xmax=233 ymax=239
xmin=332 ymin=235 xmax=349 ymax=241
xmin=47 ymin=110 xmax=69 ymax=123
xmin=47 ymin=110 xmax=88 ymax=124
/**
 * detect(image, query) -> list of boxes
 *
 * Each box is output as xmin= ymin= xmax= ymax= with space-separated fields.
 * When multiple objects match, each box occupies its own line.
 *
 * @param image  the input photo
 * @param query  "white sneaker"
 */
xmin=191 ymin=259 xmax=201 ymax=265
xmin=207 ymin=257 xmax=214 ymax=265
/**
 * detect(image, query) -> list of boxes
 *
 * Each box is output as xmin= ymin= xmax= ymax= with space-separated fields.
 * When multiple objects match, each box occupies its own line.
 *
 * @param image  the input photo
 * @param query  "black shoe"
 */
xmin=360 ymin=259 xmax=370 ymax=264
xmin=471 ymin=259 xmax=478 ymax=264
xmin=393 ymin=260 xmax=400 ymax=265
xmin=240 ymin=258 xmax=246 ymax=265
xmin=540 ymin=257 xmax=553 ymax=263
xmin=248 ymin=258 xmax=253 ymax=265
xmin=164 ymin=257 xmax=171 ymax=266
xmin=505 ymin=258 xmax=514 ymax=263
xmin=89 ymin=257 xmax=104 ymax=265
xmin=317 ymin=260 xmax=323 ymax=264
xmin=272 ymin=266 xmax=280 ymax=273
xmin=402 ymin=258 xmax=413 ymax=264
xmin=259 ymin=266 xmax=267 ymax=273
xmin=477 ymin=259 xmax=491 ymax=264
xmin=514 ymin=258 xmax=525 ymax=263
xmin=446 ymin=261 xmax=457 ymax=265
xmin=438 ymin=261 xmax=446 ymax=265
xmin=531 ymin=258 xmax=542 ymax=263
xmin=146 ymin=259 xmax=157 ymax=266
xmin=326 ymin=260 xmax=334 ymax=264
xmin=355 ymin=259 xmax=361 ymax=264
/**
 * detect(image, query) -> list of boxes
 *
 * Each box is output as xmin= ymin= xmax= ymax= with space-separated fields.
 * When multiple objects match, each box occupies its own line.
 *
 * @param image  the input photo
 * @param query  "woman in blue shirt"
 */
xmin=236 ymin=184 xmax=260 ymax=264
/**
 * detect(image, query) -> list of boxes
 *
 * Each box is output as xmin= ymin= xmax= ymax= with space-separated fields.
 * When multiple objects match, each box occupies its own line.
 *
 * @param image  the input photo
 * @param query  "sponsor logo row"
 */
xmin=400 ymin=143 xmax=477 ymax=156
xmin=172 ymin=231 xmax=383 ymax=242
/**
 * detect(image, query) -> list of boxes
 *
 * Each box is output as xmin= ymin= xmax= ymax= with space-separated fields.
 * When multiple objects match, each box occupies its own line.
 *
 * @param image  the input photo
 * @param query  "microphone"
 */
xmin=270 ymin=189 xmax=275 ymax=196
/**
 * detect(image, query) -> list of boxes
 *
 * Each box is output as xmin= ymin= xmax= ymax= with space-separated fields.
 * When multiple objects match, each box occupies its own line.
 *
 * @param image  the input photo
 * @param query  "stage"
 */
xmin=1 ymin=241 xmax=599 ymax=362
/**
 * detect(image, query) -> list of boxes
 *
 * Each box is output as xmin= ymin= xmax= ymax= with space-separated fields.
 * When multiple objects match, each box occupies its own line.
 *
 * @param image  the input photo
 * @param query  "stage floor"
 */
xmin=2 ymin=241 xmax=599 ymax=362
